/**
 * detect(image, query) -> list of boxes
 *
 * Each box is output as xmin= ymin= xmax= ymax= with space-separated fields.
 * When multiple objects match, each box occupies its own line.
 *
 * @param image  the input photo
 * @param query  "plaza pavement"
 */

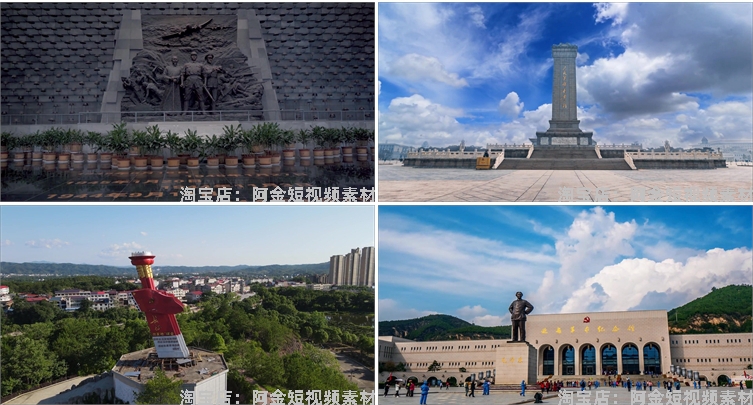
xmin=376 ymin=387 xmax=753 ymax=405
xmin=378 ymin=165 xmax=753 ymax=202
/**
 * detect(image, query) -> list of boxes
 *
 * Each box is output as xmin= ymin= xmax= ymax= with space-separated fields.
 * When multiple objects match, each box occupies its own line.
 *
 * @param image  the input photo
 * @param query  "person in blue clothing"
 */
xmin=420 ymin=381 xmax=429 ymax=405
xmin=483 ymin=380 xmax=490 ymax=395
xmin=520 ymin=380 xmax=526 ymax=396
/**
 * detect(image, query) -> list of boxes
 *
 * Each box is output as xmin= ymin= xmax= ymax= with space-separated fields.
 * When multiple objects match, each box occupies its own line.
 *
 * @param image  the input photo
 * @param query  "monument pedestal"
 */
xmin=494 ymin=342 xmax=537 ymax=385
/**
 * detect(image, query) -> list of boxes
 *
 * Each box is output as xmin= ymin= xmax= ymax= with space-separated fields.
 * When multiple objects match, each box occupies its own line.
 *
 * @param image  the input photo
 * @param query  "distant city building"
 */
xmin=328 ymin=246 xmax=375 ymax=286
xmin=379 ymin=143 xmax=416 ymax=161
xmin=693 ymin=139 xmax=752 ymax=162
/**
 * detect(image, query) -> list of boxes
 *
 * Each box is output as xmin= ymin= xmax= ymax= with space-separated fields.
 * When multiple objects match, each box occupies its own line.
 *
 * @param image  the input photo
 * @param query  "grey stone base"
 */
xmin=632 ymin=159 xmax=726 ymax=169
xmin=403 ymin=158 xmax=477 ymax=168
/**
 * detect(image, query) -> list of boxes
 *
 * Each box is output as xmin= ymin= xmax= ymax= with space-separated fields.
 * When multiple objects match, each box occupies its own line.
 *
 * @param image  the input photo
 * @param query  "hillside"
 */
xmin=379 ymin=314 xmax=511 ymax=341
xmin=0 ymin=261 xmax=328 ymax=277
xmin=668 ymin=284 xmax=752 ymax=334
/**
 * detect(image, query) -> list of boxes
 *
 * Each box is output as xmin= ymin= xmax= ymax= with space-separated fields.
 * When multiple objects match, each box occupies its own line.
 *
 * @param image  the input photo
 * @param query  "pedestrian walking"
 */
xmin=469 ymin=381 xmax=476 ymax=397
xmin=521 ymin=380 xmax=526 ymax=396
xmin=420 ymin=382 xmax=429 ymax=405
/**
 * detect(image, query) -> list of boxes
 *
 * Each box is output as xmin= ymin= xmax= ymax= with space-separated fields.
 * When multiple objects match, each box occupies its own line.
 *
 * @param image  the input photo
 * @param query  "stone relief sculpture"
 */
xmin=121 ymin=15 xmax=263 ymax=114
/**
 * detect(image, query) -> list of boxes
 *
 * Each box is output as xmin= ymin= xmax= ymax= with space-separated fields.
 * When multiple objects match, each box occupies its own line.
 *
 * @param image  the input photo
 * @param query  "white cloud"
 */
xmin=25 ymin=239 xmax=70 ymax=249
xmin=561 ymin=248 xmax=752 ymax=313
xmin=378 ymin=94 xmax=465 ymax=146
xmin=468 ymin=6 xmax=485 ymax=29
xmin=532 ymin=207 xmax=637 ymax=312
xmin=498 ymin=92 xmax=524 ymax=119
xmin=457 ymin=305 xmax=488 ymax=318
xmin=140 ymin=232 xmax=148 ymax=236
xmin=594 ymin=3 xmax=629 ymax=26
xmin=387 ymin=54 xmax=468 ymax=88
xmin=99 ymin=242 xmax=144 ymax=258
xmin=3 ymin=240 xmax=12 ymax=246
xmin=380 ymin=298 xmax=437 ymax=322
xmin=471 ymin=314 xmax=507 ymax=327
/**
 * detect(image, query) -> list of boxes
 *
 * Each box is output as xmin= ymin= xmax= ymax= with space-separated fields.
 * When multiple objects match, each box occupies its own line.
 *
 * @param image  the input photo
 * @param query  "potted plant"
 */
xmin=68 ymin=129 xmax=86 ymax=163
xmin=240 ymin=126 xmax=259 ymax=167
xmin=311 ymin=126 xmax=327 ymax=159
xmin=17 ymin=133 xmax=35 ymax=162
xmin=40 ymin=128 xmax=61 ymax=162
xmin=182 ymin=129 xmax=202 ymax=169
xmin=67 ymin=129 xmax=84 ymax=153
xmin=164 ymin=130 xmax=182 ymax=169
xmin=354 ymin=127 xmax=373 ymax=160
xmin=131 ymin=129 xmax=150 ymax=170
xmin=255 ymin=122 xmax=281 ymax=166
xmin=340 ymin=127 xmax=357 ymax=162
xmin=203 ymin=134 xmax=221 ymax=169
xmin=219 ymin=124 xmax=241 ymax=168
xmin=296 ymin=128 xmax=312 ymax=159
xmin=84 ymin=131 xmax=102 ymax=162
xmin=1 ymin=132 xmax=16 ymax=162
xmin=106 ymin=123 xmax=132 ymax=170
xmin=144 ymin=125 xmax=165 ymax=169
xmin=323 ymin=127 xmax=341 ymax=159
xmin=280 ymin=129 xmax=296 ymax=160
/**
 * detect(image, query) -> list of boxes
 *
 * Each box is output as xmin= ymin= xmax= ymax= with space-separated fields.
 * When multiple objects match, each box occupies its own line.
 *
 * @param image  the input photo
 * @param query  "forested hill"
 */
xmin=381 ymin=285 xmax=752 ymax=341
xmin=379 ymin=314 xmax=511 ymax=341
xmin=668 ymin=284 xmax=752 ymax=334
xmin=0 ymin=261 xmax=328 ymax=277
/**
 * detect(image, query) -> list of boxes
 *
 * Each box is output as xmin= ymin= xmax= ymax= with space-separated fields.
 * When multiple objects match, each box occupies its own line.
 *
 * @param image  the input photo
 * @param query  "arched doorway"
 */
xmin=561 ymin=345 xmax=575 ymax=375
xmin=447 ymin=376 xmax=457 ymax=387
xmin=622 ymin=344 xmax=639 ymax=374
xmin=542 ymin=345 xmax=555 ymax=375
xmin=581 ymin=345 xmax=596 ymax=375
xmin=427 ymin=376 xmax=439 ymax=386
xmin=601 ymin=344 xmax=617 ymax=375
xmin=717 ymin=375 xmax=730 ymax=386
xmin=407 ymin=376 xmax=419 ymax=385
xmin=642 ymin=343 xmax=661 ymax=375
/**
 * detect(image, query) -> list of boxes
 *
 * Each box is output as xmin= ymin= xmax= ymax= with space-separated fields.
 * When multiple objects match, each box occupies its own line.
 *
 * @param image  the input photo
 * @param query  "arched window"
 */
xmin=643 ymin=343 xmax=661 ymax=374
xmin=622 ymin=344 xmax=639 ymax=374
xmin=543 ymin=346 xmax=555 ymax=375
xmin=581 ymin=345 xmax=596 ymax=375
xmin=562 ymin=345 xmax=575 ymax=375
xmin=602 ymin=344 xmax=617 ymax=375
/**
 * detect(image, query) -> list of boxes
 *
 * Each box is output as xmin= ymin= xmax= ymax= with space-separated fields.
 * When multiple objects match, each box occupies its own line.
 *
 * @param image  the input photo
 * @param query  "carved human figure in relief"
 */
xmin=161 ymin=56 xmax=183 ymax=112
xmin=203 ymin=54 xmax=222 ymax=112
xmin=181 ymin=51 xmax=205 ymax=113
xmin=508 ymin=291 xmax=534 ymax=342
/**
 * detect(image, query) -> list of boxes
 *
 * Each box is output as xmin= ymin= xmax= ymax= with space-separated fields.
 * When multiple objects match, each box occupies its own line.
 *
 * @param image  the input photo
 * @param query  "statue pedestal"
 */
xmin=494 ymin=342 xmax=537 ymax=385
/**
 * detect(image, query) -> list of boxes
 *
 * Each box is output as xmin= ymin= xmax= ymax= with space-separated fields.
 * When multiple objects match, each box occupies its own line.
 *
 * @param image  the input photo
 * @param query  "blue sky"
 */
xmin=379 ymin=3 xmax=753 ymax=148
xmin=378 ymin=206 xmax=753 ymax=325
xmin=0 ymin=206 xmax=374 ymax=267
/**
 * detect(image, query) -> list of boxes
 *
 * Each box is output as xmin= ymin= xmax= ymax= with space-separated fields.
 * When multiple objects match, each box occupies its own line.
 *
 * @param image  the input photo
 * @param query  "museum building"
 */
xmin=379 ymin=310 xmax=753 ymax=385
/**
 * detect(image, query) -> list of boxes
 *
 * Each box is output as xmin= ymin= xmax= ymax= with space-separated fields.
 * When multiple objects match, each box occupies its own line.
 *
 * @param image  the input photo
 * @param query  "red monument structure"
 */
xmin=129 ymin=251 xmax=190 ymax=358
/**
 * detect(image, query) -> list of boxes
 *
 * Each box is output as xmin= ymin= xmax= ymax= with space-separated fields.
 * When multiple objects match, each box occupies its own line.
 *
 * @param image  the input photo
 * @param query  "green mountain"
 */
xmin=379 ymin=314 xmax=511 ymax=341
xmin=381 ymin=285 xmax=752 ymax=341
xmin=668 ymin=284 xmax=752 ymax=334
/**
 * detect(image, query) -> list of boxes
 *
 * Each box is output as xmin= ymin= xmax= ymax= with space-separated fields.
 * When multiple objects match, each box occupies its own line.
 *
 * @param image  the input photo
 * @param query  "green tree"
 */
xmin=1 ymin=336 xmax=66 ymax=394
xmin=208 ymin=333 xmax=228 ymax=353
xmin=135 ymin=369 xmax=183 ymax=404
xmin=428 ymin=360 xmax=441 ymax=372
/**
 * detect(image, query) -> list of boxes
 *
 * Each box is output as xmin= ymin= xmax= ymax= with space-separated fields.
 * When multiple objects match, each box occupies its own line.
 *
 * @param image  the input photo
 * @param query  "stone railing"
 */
xmin=405 ymin=150 xmax=488 ymax=159
xmin=599 ymin=143 xmax=642 ymax=149
xmin=486 ymin=143 xmax=532 ymax=149
xmin=627 ymin=151 xmax=723 ymax=160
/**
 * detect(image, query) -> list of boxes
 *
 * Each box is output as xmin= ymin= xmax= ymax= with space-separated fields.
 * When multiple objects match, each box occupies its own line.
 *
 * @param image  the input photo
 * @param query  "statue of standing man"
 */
xmin=509 ymin=291 xmax=534 ymax=342
xmin=161 ymin=55 xmax=183 ymax=113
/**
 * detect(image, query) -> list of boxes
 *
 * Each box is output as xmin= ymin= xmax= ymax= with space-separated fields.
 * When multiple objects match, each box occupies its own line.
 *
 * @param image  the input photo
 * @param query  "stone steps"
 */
xmin=496 ymin=158 xmax=632 ymax=170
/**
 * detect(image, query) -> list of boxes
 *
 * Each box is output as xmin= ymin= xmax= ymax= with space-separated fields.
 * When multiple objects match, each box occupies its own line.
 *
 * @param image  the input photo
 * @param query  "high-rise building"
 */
xmin=328 ymin=246 xmax=375 ymax=287
xmin=359 ymin=246 xmax=375 ymax=287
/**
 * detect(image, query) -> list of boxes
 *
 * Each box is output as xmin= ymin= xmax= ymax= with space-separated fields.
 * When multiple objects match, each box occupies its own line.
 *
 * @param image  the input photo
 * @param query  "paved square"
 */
xmin=378 ymin=165 xmax=753 ymax=202
xmin=376 ymin=387 xmax=752 ymax=405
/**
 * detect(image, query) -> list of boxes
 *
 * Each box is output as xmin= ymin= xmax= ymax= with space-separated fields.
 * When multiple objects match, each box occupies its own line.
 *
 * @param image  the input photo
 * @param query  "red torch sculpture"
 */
xmin=129 ymin=251 xmax=190 ymax=358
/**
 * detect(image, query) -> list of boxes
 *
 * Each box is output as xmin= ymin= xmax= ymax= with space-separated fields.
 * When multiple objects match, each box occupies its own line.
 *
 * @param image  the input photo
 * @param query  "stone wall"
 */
xmin=402 ymin=158 xmax=477 ymax=169
xmin=632 ymin=160 xmax=725 ymax=169
xmin=1 ymin=3 xmax=374 ymax=123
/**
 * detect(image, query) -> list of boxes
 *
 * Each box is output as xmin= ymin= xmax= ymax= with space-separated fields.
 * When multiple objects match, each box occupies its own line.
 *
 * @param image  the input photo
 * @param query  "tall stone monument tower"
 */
xmin=534 ymin=44 xmax=594 ymax=147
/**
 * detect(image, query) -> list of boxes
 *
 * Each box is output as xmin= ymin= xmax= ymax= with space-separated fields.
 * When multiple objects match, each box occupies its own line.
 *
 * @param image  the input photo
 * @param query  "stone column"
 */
xmin=574 ymin=347 xmax=581 ymax=377
xmin=595 ymin=346 xmax=602 ymax=376
xmin=638 ymin=345 xmax=645 ymax=375
xmin=617 ymin=347 xmax=624 ymax=375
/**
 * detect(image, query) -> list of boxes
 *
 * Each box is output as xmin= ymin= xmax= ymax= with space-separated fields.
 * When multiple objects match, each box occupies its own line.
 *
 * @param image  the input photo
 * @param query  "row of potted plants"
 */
xmin=1 ymin=124 xmax=375 ymax=169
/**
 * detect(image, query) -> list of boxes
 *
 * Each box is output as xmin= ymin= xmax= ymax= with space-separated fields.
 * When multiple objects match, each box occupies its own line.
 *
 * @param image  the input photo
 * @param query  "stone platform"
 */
xmin=497 ymin=147 xmax=631 ymax=170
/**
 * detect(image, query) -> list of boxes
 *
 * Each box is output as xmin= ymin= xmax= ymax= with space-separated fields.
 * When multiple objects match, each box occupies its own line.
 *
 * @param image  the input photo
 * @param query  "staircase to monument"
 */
xmin=497 ymin=147 xmax=632 ymax=170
